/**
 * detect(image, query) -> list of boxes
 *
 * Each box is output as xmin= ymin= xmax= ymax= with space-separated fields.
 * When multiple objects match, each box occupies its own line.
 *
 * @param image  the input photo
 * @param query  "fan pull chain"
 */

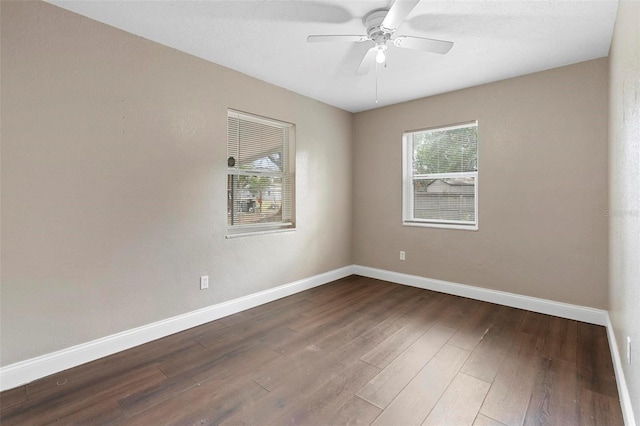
xmin=375 ymin=62 xmax=379 ymax=104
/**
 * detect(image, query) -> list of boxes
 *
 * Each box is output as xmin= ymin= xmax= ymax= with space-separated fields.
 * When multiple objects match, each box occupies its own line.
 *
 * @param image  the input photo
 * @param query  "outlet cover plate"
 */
xmin=200 ymin=275 xmax=209 ymax=290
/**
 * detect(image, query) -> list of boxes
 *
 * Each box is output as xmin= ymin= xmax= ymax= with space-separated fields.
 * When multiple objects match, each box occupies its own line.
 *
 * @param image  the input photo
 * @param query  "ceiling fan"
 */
xmin=307 ymin=0 xmax=454 ymax=76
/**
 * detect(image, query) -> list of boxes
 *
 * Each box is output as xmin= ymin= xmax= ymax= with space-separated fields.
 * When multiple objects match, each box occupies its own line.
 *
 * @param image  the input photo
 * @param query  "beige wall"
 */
xmin=609 ymin=1 xmax=640 ymax=422
xmin=0 ymin=0 xmax=617 ymax=376
xmin=0 ymin=1 xmax=353 ymax=366
xmin=353 ymin=58 xmax=609 ymax=309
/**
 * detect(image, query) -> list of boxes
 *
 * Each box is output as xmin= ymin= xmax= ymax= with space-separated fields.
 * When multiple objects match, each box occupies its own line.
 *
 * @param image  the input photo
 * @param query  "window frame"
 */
xmin=226 ymin=109 xmax=295 ymax=238
xmin=402 ymin=121 xmax=479 ymax=231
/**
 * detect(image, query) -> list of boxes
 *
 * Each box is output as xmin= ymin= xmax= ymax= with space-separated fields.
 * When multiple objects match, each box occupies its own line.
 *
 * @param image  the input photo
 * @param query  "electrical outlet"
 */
xmin=399 ymin=251 xmax=406 ymax=261
xmin=200 ymin=275 xmax=209 ymax=290
xmin=627 ymin=336 xmax=632 ymax=365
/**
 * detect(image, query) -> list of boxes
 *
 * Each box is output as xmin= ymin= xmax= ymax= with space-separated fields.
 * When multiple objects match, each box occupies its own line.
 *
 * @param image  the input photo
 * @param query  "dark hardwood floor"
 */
xmin=0 ymin=276 xmax=624 ymax=425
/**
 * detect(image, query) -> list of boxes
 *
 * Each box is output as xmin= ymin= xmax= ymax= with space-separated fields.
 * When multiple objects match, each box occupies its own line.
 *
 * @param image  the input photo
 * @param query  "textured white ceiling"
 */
xmin=46 ymin=0 xmax=618 ymax=113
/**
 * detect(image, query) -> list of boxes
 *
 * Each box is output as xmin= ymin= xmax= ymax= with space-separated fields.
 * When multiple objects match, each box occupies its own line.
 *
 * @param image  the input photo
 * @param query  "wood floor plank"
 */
xmin=286 ymin=302 xmax=384 ymax=367
xmin=358 ymin=319 xmax=427 ymax=369
xmin=436 ymin=295 xmax=483 ymax=329
xmin=357 ymin=324 xmax=456 ymax=409
xmin=422 ymin=372 xmax=491 ymax=426
xmin=519 ymin=311 xmax=552 ymax=338
xmin=195 ymin=302 xmax=307 ymax=349
xmin=287 ymin=281 xmax=394 ymax=334
xmin=360 ymin=294 xmax=456 ymax=368
xmin=310 ymin=275 xmax=385 ymax=302
xmin=160 ymin=324 xmax=299 ymax=378
xmin=284 ymin=300 xmax=363 ymax=335
xmin=461 ymin=307 xmax=527 ymax=383
xmin=273 ymin=282 xmax=415 ymax=359
xmin=0 ymin=277 xmax=624 ymax=425
xmin=541 ymin=317 xmax=578 ymax=364
xmin=318 ymin=294 xmax=408 ymax=343
xmin=576 ymin=322 xmax=619 ymax=399
xmin=576 ymin=388 xmax=624 ymax=426
xmin=308 ymin=294 xmax=417 ymax=360
xmin=479 ymin=332 xmax=541 ymax=426
xmin=324 ymin=395 xmax=383 ymax=426
xmin=121 ymin=375 xmax=269 ymax=425
xmin=220 ymin=355 xmax=348 ymax=425
xmin=272 ymin=309 xmax=385 ymax=360
xmin=268 ymin=360 xmax=381 ymax=425
xmin=371 ymin=344 xmax=470 ymax=425
xmin=449 ymin=302 xmax=504 ymax=351
xmin=251 ymin=345 xmax=341 ymax=392
xmin=59 ymin=401 xmax=128 ymax=425
xmin=1 ymin=366 xmax=165 ymax=425
xmin=523 ymin=357 xmax=579 ymax=426
xmin=474 ymin=414 xmax=507 ymax=426
xmin=323 ymin=335 xmax=381 ymax=366
xmin=299 ymin=275 xmax=369 ymax=305
xmin=298 ymin=279 xmax=387 ymax=319
xmin=118 ymin=347 xmax=281 ymax=416
xmin=359 ymin=289 xmax=441 ymax=344
xmin=162 ymin=316 xmax=302 ymax=378
xmin=0 ymin=386 xmax=27 ymax=411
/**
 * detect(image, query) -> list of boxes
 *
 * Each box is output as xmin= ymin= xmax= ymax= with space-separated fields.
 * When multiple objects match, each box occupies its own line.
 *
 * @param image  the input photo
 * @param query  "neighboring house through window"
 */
xmin=227 ymin=110 xmax=295 ymax=236
xmin=402 ymin=121 xmax=478 ymax=230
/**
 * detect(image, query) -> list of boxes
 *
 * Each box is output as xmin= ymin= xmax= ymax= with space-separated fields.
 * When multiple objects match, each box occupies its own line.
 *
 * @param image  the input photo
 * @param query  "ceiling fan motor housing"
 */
xmin=363 ymin=9 xmax=392 ymax=46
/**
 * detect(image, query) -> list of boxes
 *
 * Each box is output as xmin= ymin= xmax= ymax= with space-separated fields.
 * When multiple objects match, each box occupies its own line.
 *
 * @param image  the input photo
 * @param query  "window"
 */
xmin=227 ymin=110 xmax=295 ymax=236
xmin=402 ymin=121 xmax=478 ymax=230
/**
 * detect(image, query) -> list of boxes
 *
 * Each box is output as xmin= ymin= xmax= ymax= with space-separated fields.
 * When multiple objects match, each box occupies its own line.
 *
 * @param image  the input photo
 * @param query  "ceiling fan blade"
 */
xmin=355 ymin=47 xmax=377 ymax=76
xmin=393 ymin=36 xmax=454 ymax=54
xmin=381 ymin=0 xmax=420 ymax=32
xmin=307 ymin=35 xmax=368 ymax=43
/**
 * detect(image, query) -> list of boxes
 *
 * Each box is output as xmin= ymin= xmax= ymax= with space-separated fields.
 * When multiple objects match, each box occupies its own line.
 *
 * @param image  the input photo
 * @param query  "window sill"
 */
xmin=226 ymin=226 xmax=296 ymax=239
xmin=402 ymin=221 xmax=478 ymax=231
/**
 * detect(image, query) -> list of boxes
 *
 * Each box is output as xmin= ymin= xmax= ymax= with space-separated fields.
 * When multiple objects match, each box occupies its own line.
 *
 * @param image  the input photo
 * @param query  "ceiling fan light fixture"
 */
xmin=375 ymin=45 xmax=387 ymax=64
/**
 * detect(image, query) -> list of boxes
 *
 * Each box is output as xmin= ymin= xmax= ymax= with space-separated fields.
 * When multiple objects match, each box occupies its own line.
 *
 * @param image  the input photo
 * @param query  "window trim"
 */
xmin=226 ymin=109 xmax=296 ymax=237
xmin=402 ymin=121 xmax=479 ymax=231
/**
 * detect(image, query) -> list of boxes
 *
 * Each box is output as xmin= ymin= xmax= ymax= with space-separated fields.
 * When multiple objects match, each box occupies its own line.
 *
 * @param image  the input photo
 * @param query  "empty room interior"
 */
xmin=1 ymin=0 xmax=639 ymax=425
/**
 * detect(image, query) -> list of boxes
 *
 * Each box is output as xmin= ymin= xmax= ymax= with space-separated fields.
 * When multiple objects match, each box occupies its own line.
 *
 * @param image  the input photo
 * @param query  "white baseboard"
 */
xmin=605 ymin=313 xmax=637 ymax=426
xmin=0 ymin=266 xmax=354 ymax=392
xmin=0 ymin=264 xmax=620 ymax=402
xmin=353 ymin=265 xmax=608 ymax=325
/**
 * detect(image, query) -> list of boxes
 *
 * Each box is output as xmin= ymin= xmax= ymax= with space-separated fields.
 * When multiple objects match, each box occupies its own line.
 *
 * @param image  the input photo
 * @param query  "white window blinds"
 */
xmin=227 ymin=110 xmax=295 ymax=234
xmin=402 ymin=121 xmax=478 ymax=229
